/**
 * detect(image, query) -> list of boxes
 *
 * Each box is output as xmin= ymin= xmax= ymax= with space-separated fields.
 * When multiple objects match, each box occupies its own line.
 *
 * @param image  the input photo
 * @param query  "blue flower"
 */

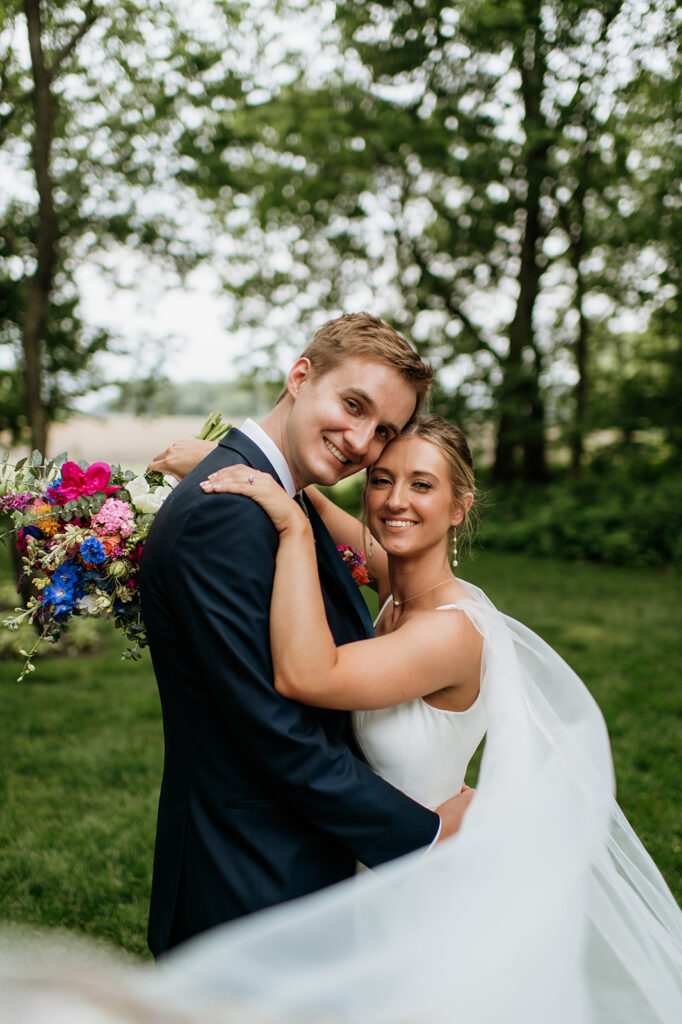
xmin=45 ymin=559 xmax=85 ymax=618
xmin=53 ymin=558 xmax=82 ymax=584
xmin=80 ymin=536 xmax=107 ymax=565
xmin=43 ymin=578 xmax=78 ymax=619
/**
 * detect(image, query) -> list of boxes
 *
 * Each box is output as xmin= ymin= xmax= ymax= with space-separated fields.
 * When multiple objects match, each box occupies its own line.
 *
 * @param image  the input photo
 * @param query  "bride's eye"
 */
xmin=369 ymin=475 xmax=391 ymax=486
xmin=412 ymin=481 xmax=432 ymax=491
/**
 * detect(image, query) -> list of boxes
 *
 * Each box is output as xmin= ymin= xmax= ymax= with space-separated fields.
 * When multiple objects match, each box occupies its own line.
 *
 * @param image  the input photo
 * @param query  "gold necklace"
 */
xmin=392 ymin=578 xmax=453 ymax=607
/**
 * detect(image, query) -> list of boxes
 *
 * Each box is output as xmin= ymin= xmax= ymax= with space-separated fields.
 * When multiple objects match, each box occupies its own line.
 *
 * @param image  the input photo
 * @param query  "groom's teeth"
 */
xmin=324 ymin=438 xmax=349 ymax=463
xmin=385 ymin=520 xmax=416 ymax=528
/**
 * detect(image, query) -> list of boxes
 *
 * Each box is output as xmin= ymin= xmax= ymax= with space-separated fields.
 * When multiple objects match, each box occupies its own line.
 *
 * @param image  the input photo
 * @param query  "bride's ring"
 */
xmin=247 ymin=475 xmax=254 ymax=484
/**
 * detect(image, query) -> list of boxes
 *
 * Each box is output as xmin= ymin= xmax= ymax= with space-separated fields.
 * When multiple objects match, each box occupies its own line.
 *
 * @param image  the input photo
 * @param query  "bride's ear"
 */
xmin=452 ymin=492 xmax=474 ymax=527
xmin=286 ymin=358 xmax=313 ymax=401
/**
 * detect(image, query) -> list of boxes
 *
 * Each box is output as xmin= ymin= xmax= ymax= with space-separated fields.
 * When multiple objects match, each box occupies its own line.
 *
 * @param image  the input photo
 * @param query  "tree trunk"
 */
xmin=569 ymin=188 xmax=588 ymax=479
xmin=493 ymin=3 xmax=548 ymax=484
xmin=22 ymin=0 xmax=56 ymax=457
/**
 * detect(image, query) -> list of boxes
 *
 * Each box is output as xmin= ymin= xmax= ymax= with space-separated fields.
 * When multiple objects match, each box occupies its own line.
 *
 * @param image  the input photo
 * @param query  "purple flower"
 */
xmin=0 ymin=492 xmax=37 ymax=513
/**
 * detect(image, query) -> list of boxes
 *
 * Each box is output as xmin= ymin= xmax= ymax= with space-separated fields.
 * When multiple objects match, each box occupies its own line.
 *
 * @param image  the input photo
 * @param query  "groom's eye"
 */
xmin=345 ymin=398 xmax=360 ymax=413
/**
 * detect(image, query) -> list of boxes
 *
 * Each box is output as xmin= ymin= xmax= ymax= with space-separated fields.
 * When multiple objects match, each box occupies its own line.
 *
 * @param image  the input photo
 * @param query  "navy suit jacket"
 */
xmin=140 ymin=429 xmax=439 ymax=956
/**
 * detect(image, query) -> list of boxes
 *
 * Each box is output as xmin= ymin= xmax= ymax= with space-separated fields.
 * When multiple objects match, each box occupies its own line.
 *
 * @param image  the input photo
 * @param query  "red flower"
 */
xmin=351 ymin=565 xmax=370 ymax=586
xmin=50 ymin=461 xmax=120 ymax=503
xmin=129 ymin=543 xmax=144 ymax=564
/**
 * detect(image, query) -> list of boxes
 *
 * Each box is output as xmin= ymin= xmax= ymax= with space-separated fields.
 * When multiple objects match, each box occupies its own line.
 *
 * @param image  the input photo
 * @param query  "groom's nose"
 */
xmin=345 ymin=421 xmax=378 ymax=460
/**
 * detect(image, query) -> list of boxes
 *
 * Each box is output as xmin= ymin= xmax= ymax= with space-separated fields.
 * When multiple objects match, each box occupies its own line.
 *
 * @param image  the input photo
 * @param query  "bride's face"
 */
xmin=366 ymin=436 xmax=462 ymax=558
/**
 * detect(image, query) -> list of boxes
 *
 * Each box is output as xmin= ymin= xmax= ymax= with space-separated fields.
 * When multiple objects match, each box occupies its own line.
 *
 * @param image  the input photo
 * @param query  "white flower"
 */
xmin=78 ymin=595 xmax=99 ymax=615
xmin=133 ymin=485 xmax=173 ymax=515
xmin=125 ymin=476 xmax=150 ymax=501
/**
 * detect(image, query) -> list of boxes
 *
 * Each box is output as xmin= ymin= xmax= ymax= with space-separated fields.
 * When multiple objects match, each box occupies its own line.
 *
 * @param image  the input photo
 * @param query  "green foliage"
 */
xmin=172 ymin=0 xmax=681 ymax=483
xmin=0 ymin=1 xmax=249 ymax=445
xmin=480 ymin=465 xmax=682 ymax=567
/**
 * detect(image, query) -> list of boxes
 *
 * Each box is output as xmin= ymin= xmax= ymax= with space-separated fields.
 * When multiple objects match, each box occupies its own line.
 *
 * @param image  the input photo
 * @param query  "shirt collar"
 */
xmin=239 ymin=418 xmax=297 ymax=497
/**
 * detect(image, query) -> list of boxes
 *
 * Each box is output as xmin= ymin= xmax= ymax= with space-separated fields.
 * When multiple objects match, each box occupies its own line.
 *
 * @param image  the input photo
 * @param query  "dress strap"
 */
xmin=374 ymin=594 xmax=393 ymax=628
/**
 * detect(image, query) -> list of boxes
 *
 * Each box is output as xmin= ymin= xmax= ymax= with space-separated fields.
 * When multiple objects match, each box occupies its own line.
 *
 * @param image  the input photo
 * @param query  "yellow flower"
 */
xmin=31 ymin=500 xmax=61 ymax=538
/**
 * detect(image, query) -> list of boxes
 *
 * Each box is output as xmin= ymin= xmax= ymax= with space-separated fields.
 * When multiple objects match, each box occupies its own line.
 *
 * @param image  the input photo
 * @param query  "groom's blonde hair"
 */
xmin=279 ymin=313 xmax=433 ymax=418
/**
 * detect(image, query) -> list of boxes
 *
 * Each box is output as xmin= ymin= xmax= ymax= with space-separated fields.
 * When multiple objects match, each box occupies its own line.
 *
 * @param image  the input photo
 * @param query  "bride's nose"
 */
xmin=385 ymin=483 xmax=408 ymax=510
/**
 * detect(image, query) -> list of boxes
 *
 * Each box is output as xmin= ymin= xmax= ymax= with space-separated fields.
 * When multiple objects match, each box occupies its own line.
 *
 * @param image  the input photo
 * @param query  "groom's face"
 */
xmin=284 ymin=356 xmax=418 ymax=489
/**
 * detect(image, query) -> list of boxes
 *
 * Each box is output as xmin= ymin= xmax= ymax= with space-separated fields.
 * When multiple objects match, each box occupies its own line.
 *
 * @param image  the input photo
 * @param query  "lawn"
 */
xmin=0 ymin=546 xmax=680 ymax=959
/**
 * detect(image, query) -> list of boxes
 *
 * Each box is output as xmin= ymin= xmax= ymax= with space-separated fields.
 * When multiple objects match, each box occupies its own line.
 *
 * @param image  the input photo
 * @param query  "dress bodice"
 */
xmin=352 ymin=598 xmax=487 ymax=809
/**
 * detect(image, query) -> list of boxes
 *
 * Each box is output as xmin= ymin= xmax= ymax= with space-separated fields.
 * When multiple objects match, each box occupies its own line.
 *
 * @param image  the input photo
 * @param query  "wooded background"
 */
xmin=1 ymin=0 xmax=680 ymax=563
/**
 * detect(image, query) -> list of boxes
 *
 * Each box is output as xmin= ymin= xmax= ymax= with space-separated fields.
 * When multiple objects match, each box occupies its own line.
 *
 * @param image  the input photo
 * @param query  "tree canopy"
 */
xmin=174 ymin=0 xmax=681 ymax=480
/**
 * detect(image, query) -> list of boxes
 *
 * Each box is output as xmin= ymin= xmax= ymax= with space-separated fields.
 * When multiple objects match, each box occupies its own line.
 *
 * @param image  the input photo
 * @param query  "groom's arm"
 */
xmin=174 ymin=489 xmax=440 ymax=866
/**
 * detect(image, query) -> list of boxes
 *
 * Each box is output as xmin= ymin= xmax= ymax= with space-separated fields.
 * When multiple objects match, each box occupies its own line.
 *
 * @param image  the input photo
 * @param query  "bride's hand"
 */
xmin=149 ymin=439 xmax=217 ymax=480
xmin=200 ymin=465 xmax=309 ymax=535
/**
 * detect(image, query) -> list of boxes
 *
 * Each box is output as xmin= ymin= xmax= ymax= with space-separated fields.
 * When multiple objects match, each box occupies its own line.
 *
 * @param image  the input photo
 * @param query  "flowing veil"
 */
xmin=1 ymin=583 xmax=680 ymax=1022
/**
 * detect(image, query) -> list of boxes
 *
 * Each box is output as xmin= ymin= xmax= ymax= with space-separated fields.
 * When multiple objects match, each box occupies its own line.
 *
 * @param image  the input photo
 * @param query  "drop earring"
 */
xmin=451 ymin=526 xmax=458 ymax=568
xmin=368 ymin=533 xmax=374 ymax=559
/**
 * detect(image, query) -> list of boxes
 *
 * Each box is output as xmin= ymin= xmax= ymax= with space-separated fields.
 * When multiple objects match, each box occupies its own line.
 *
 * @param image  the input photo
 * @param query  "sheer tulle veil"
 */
xmin=1 ymin=583 xmax=680 ymax=1022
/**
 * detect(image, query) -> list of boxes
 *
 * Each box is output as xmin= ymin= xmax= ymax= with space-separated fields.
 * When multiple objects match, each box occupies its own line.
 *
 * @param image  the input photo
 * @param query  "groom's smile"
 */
xmin=323 ymin=437 xmax=351 ymax=465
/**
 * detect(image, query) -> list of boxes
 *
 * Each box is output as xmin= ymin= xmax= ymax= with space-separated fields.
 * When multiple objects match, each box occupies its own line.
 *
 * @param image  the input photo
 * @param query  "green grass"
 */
xmin=0 ymin=548 xmax=680 ymax=961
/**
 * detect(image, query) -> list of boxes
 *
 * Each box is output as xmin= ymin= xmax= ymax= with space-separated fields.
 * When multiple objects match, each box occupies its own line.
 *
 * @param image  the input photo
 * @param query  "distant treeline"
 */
xmin=107 ymin=377 xmax=283 ymax=421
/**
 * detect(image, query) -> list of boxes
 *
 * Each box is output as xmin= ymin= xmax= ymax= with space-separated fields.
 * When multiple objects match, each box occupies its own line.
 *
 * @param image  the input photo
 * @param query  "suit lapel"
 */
xmin=303 ymin=493 xmax=375 ymax=640
xmin=220 ymin=429 xmax=374 ymax=640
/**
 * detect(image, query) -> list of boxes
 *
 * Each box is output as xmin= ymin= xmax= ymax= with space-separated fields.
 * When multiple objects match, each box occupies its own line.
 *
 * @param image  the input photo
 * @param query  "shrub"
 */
xmin=480 ymin=472 xmax=682 ymax=568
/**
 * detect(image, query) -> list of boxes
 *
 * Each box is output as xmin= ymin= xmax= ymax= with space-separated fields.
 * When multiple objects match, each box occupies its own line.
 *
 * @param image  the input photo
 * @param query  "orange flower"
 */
xmin=101 ymin=534 xmax=122 ymax=556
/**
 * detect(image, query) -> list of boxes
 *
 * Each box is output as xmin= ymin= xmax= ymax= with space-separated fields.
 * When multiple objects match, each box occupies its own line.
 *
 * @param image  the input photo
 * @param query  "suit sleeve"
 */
xmin=173 ymin=490 xmax=439 ymax=867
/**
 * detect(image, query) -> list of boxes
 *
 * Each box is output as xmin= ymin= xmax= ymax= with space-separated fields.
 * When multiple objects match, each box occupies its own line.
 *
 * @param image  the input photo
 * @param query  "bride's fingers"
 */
xmin=200 ymin=466 xmax=265 ymax=493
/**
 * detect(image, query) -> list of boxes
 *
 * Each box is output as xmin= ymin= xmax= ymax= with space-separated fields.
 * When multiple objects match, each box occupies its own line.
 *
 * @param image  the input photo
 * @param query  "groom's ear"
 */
xmin=287 ymin=358 xmax=313 ymax=401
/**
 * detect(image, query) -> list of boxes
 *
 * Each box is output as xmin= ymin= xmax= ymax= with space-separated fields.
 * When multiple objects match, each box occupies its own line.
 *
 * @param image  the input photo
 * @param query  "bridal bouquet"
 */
xmin=1 ymin=413 xmax=231 ymax=680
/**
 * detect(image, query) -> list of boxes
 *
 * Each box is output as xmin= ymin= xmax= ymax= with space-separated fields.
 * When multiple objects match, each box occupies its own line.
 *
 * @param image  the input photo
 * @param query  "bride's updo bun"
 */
xmin=400 ymin=414 xmax=477 ymax=552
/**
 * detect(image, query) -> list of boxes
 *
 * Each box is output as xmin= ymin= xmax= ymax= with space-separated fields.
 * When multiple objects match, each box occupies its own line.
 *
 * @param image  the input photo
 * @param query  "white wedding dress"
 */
xmin=353 ymin=596 xmax=487 ymax=809
xmin=2 ymin=583 xmax=681 ymax=1023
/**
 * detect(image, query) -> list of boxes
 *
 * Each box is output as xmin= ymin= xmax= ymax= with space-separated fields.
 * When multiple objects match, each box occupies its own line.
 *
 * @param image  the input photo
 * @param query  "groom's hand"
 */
xmin=148 ymin=439 xmax=217 ymax=480
xmin=435 ymin=784 xmax=475 ymax=842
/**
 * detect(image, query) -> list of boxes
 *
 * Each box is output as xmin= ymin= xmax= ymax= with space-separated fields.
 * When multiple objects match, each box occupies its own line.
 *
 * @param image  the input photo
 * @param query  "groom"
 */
xmin=141 ymin=313 xmax=470 ymax=957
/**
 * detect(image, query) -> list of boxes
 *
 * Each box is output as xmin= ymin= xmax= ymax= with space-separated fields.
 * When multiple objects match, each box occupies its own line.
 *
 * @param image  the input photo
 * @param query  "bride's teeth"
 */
xmin=385 ymin=520 xmax=415 ymax=528
xmin=324 ymin=438 xmax=348 ymax=463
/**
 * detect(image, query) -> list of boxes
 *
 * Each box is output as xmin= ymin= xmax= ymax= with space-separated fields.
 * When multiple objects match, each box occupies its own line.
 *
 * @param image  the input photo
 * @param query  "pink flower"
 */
xmin=49 ymin=461 xmax=120 ymax=503
xmin=92 ymin=498 xmax=136 ymax=538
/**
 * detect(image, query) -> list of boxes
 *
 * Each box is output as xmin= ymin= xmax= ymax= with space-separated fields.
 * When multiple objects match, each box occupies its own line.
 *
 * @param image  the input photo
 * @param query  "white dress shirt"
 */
xmin=238 ymin=418 xmax=296 ymax=497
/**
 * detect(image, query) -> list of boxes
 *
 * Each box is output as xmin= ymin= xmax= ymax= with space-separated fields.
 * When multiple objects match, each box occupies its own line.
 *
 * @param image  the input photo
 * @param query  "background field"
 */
xmin=0 ymin=545 xmax=680 ymax=959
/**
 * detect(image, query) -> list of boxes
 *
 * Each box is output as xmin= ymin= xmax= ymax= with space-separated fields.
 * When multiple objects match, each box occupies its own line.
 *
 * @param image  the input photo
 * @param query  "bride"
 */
xmin=180 ymin=412 xmax=680 ymax=1023
xmin=2 ymin=416 xmax=680 ymax=1023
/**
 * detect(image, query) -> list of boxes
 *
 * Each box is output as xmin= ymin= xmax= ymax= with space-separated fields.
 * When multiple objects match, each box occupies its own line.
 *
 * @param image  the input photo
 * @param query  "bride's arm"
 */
xmin=201 ymin=467 xmax=482 ymax=712
xmin=304 ymin=486 xmax=389 ymax=596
